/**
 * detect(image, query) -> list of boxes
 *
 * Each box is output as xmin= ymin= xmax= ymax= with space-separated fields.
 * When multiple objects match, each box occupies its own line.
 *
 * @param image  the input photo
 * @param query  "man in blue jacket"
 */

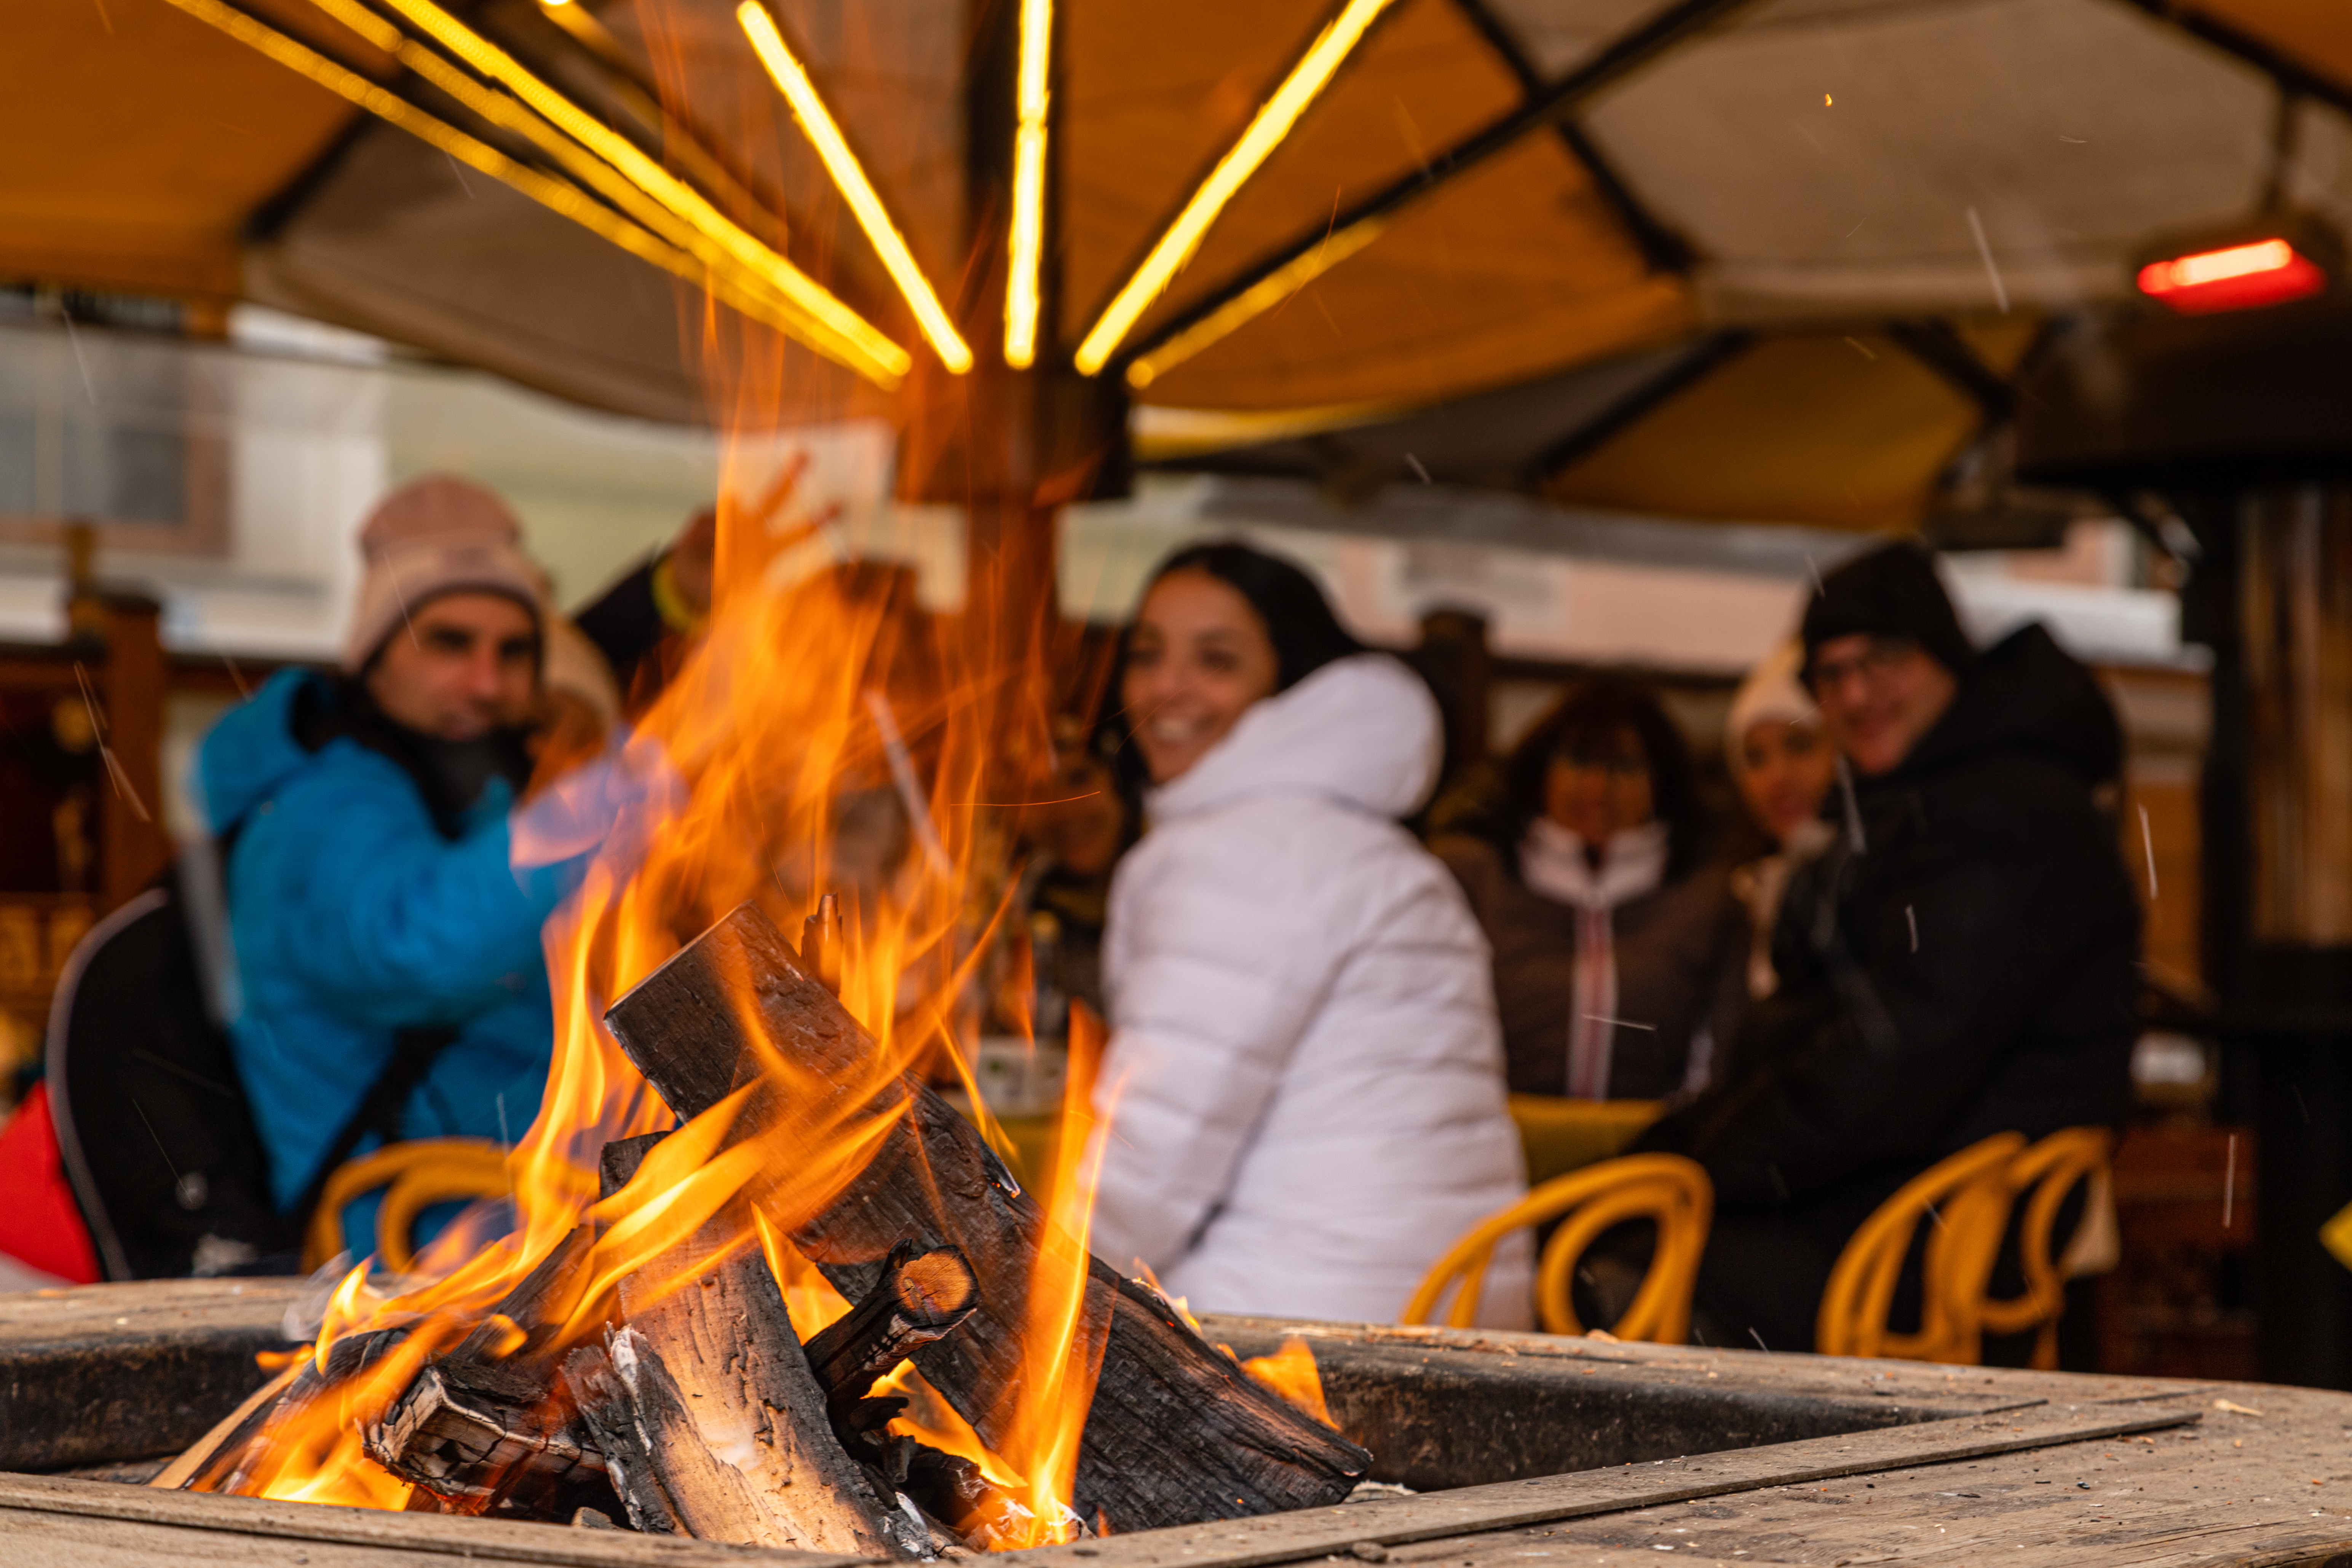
xmin=196 ymin=475 xmax=606 ymax=1253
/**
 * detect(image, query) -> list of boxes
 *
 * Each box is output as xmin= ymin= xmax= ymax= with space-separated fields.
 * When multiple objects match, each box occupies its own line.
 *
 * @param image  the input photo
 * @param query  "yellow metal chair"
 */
xmin=303 ymin=1138 xmax=513 ymax=1274
xmin=1507 ymin=1095 xmax=1665 ymax=1187
xmin=1978 ymin=1127 xmax=2116 ymax=1369
xmin=1402 ymin=1153 xmax=1712 ymax=1342
xmin=1814 ymin=1132 xmax=2025 ymax=1362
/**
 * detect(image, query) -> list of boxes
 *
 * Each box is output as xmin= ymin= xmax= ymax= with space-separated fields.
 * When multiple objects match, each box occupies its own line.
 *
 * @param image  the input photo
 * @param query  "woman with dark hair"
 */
xmin=1434 ymin=680 xmax=1745 ymax=1102
xmin=1086 ymin=540 xmax=1530 ymax=1324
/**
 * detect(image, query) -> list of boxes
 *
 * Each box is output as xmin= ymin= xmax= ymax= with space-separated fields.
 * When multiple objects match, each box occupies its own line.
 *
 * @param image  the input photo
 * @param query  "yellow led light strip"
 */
xmin=736 ymin=2 xmax=969 ymax=373
xmin=371 ymin=0 xmax=910 ymax=383
xmin=297 ymin=0 xmax=781 ymax=328
xmin=1072 ymin=0 xmax=1400 ymax=376
xmin=158 ymin=0 xmax=851 ymax=357
xmin=1125 ymin=212 xmax=1387 ymax=389
xmin=1003 ymin=0 xmax=1051 ymax=368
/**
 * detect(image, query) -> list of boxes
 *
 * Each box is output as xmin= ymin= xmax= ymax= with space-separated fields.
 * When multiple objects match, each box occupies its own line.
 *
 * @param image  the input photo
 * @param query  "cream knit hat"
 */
xmin=342 ymin=475 xmax=544 ymax=673
xmin=1724 ymin=640 xmax=1816 ymax=781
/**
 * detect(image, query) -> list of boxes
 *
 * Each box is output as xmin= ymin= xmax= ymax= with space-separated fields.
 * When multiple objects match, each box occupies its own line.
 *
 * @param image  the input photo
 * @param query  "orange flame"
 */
xmin=223 ymin=406 xmax=1106 ymax=1539
xmin=1236 ymin=1337 xmax=1335 ymax=1430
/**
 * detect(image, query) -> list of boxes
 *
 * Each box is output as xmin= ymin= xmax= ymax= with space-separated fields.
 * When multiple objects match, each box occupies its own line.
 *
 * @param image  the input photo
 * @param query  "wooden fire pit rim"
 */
xmin=997 ymin=1398 xmax=2203 ymax=1568
xmin=0 ymin=1469 xmax=864 ymax=1566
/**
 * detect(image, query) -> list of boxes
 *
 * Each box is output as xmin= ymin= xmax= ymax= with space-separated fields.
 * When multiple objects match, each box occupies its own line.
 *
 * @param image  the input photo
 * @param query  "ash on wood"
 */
xmin=563 ymin=1329 xmax=759 ymax=1540
xmin=599 ymin=1134 xmax=923 ymax=1558
xmin=603 ymin=902 xmax=1371 ymax=1532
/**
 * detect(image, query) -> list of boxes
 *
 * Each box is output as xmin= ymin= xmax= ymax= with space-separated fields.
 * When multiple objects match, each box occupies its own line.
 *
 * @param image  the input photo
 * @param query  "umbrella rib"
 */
xmin=1882 ymin=320 xmax=2018 ymax=423
xmin=1113 ymin=0 xmax=1761 ymax=385
xmin=1525 ymin=329 xmax=1751 ymax=484
xmin=2111 ymin=0 xmax=2352 ymax=123
xmin=1443 ymin=0 xmax=1694 ymax=276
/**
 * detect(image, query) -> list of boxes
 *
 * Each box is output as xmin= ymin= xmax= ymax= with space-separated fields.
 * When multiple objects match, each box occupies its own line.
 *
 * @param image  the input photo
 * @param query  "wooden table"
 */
xmin=2 ymin=1283 xmax=2346 ymax=1568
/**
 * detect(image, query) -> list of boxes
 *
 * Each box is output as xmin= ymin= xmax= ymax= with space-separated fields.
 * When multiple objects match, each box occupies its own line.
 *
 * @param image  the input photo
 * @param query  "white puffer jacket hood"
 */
xmin=1092 ymin=654 xmax=1530 ymax=1325
xmin=1145 ymin=653 xmax=1442 ymax=826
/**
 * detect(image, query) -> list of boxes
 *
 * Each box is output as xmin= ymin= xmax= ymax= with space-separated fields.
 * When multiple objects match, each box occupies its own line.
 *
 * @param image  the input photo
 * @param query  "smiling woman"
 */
xmin=1086 ymin=540 xmax=1531 ymax=1326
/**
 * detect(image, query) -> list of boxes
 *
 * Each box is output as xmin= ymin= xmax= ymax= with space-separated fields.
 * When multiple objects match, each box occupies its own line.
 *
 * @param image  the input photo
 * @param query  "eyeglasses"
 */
xmin=1809 ymin=636 xmax=1923 ymax=691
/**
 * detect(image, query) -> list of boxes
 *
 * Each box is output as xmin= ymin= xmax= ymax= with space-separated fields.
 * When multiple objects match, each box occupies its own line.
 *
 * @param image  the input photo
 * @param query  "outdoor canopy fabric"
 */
xmin=5 ymin=0 xmax=2350 ymax=525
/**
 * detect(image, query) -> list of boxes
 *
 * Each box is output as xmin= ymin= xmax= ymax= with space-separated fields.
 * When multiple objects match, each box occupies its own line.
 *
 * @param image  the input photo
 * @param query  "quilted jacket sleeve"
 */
xmin=1085 ymin=803 xmax=1360 ymax=1278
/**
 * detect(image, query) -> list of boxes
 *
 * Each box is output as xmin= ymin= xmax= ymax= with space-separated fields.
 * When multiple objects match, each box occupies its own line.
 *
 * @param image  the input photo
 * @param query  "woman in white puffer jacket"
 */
xmin=1087 ymin=541 xmax=1530 ymax=1325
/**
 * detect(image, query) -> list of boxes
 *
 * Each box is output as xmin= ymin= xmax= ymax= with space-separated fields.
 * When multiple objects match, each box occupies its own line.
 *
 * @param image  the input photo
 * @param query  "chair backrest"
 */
xmin=305 ymin=1138 xmax=513 ymax=1274
xmin=1402 ymin=1153 xmax=1712 ymax=1342
xmin=1979 ymin=1127 xmax=2116 ymax=1368
xmin=1815 ymin=1131 xmax=2025 ymax=1362
xmin=1507 ymin=1095 xmax=1665 ymax=1188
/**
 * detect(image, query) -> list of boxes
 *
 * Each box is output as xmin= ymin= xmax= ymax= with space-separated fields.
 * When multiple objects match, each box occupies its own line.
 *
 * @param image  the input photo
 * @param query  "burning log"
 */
xmin=562 ymin=1328 xmax=762 ymax=1538
xmin=602 ymin=902 xmax=1372 ymax=1533
xmin=801 ymin=1239 xmax=980 ymax=1421
xmin=363 ymin=1226 xmax=614 ymax=1519
xmin=597 ymin=1134 xmax=927 ymax=1558
xmin=364 ymin=1354 xmax=605 ymax=1514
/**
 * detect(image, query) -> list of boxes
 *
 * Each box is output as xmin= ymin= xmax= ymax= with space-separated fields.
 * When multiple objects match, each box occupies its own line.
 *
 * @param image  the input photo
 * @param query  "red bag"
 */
xmin=0 ymin=1082 xmax=101 ymax=1284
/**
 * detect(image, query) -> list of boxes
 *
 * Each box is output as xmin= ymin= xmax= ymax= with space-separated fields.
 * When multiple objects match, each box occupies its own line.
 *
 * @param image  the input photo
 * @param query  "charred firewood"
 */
xmin=791 ymin=1239 xmax=982 ymax=1539
xmin=803 ymin=1239 xmax=979 ymax=1421
xmin=596 ymin=1134 xmax=925 ymax=1557
xmin=363 ymin=1225 xmax=618 ymax=1519
xmin=561 ymin=1331 xmax=721 ymax=1537
xmin=363 ymin=1353 xmax=609 ymax=1516
xmin=602 ymin=902 xmax=1373 ymax=1533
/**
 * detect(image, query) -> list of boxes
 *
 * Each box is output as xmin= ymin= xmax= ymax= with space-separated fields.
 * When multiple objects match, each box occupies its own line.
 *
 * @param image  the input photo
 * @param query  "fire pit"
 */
xmin=6 ymin=1281 xmax=2349 ymax=1568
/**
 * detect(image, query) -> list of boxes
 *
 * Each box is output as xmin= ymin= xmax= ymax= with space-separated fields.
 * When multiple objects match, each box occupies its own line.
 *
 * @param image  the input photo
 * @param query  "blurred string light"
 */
xmin=292 ymin=0 xmax=805 ymax=329
xmin=354 ymin=0 xmax=911 ymax=383
xmin=1124 ymin=214 xmax=1388 ymax=389
xmin=737 ymin=2 xmax=972 ymax=374
xmin=154 ymin=0 xmax=859 ymax=357
xmin=1073 ymin=0 xmax=1402 ymax=376
xmin=1003 ymin=0 xmax=1052 ymax=369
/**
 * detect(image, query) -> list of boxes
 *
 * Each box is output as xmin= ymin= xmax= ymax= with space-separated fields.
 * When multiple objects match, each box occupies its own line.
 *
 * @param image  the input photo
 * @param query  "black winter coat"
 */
xmin=1637 ymin=624 xmax=2140 ymax=1348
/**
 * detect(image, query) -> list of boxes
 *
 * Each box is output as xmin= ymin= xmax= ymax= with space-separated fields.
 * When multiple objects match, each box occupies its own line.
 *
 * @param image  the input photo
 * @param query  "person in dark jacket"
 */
xmin=1434 ymin=681 xmax=1746 ymax=1102
xmin=1638 ymin=541 xmax=2139 ymax=1351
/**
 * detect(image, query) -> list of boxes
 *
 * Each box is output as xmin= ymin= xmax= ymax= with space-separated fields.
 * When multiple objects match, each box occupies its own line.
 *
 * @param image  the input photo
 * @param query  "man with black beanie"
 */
xmin=1637 ymin=540 xmax=2140 ymax=1352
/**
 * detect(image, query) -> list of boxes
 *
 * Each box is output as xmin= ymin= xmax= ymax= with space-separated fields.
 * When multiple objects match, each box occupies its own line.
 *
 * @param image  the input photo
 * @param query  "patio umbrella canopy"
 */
xmin=5 ymin=0 xmax=2350 ymax=525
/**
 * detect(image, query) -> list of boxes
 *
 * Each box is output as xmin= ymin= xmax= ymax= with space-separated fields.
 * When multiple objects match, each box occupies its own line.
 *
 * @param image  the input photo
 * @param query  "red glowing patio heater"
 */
xmin=2134 ymin=216 xmax=2339 ymax=315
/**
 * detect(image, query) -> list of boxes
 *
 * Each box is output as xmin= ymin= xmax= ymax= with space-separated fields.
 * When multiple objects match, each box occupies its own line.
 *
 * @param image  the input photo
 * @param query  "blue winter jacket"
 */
xmin=196 ymin=669 xmax=595 ymax=1221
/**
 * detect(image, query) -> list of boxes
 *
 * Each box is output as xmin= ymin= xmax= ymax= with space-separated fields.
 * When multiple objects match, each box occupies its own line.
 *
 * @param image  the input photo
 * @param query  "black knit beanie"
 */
xmin=1801 ymin=541 xmax=1975 ymax=679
